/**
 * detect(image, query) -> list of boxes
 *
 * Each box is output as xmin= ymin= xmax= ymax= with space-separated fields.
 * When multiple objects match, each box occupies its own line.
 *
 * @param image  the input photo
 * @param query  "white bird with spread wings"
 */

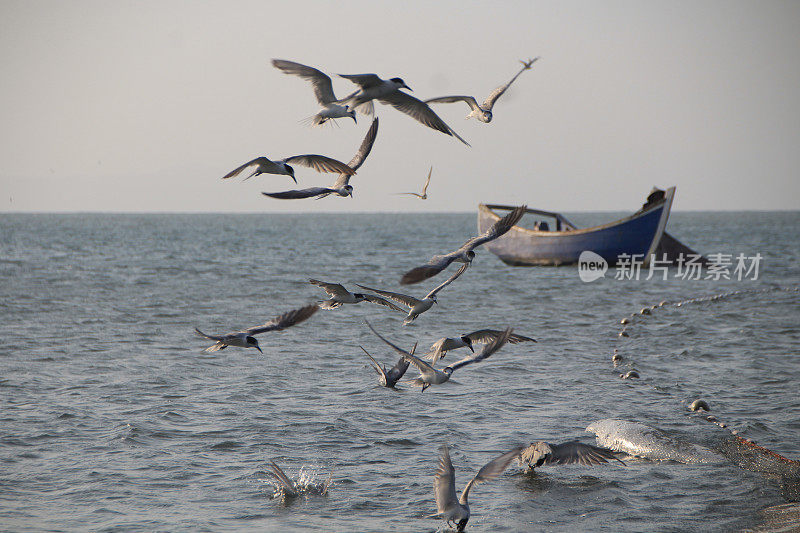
xmin=425 ymin=57 xmax=539 ymax=123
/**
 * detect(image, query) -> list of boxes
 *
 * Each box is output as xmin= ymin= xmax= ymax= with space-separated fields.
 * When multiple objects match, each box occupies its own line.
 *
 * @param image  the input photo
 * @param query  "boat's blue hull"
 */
xmin=478 ymin=188 xmax=675 ymax=266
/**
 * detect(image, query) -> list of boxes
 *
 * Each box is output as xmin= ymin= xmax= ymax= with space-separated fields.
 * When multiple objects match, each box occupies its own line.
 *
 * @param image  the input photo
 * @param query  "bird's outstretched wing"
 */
xmin=245 ymin=304 xmax=319 ymax=335
xmin=364 ymin=320 xmax=433 ymax=380
xmin=460 ymin=446 xmax=524 ymax=504
xmin=356 ymin=285 xmax=419 ymax=308
xmin=458 ymin=204 xmax=527 ymax=251
xmin=425 ymin=263 xmax=469 ymax=299
xmin=483 ymin=57 xmax=539 ymax=111
xmin=377 ymin=91 xmax=470 ymax=146
xmin=194 ymin=328 xmax=226 ymax=341
xmin=520 ymin=441 xmax=625 ymax=468
xmin=421 ymin=167 xmax=432 ymax=196
xmin=221 ymin=157 xmax=272 ymax=180
xmin=338 ymin=73 xmax=383 ymax=89
xmin=262 ymin=187 xmax=336 ymax=200
xmin=271 ymin=59 xmax=337 ymax=105
xmin=446 ymin=327 xmax=512 ymax=372
xmin=434 ymin=445 xmax=459 ymax=513
xmin=482 ymin=57 xmax=539 ymax=111
xmin=466 ymin=329 xmax=536 ymax=344
xmin=359 ymin=345 xmax=387 ymax=381
xmin=364 ymin=320 xmax=413 ymax=356
xmin=424 ymin=95 xmax=481 ymax=112
xmin=400 ymin=205 xmax=526 ymax=285
xmin=424 ymin=338 xmax=450 ymax=365
xmin=284 ymin=154 xmax=356 ymax=175
xmin=308 ymin=279 xmax=350 ymax=298
xmin=385 ymin=355 xmax=411 ymax=383
xmin=331 ymin=117 xmax=379 ymax=191
xmin=345 ymin=116 xmax=379 ymax=172
xmin=400 ymin=252 xmax=463 ymax=285
xmin=267 ymin=460 xmax=298 ymax=495
xmin=361 ymin=294 xmax=406 ymax=312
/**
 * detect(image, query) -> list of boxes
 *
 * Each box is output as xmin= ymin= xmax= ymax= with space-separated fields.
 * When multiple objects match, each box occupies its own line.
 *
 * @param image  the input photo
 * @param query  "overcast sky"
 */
xmin=1 ymin=1 xmax=799 ymax=213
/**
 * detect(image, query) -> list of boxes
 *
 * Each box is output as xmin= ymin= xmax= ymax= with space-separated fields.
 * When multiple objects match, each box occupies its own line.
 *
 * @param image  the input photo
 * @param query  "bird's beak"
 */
xmin=405 ymin=85 xmax=413 ymax=92
xmin=468 ymin=345 xmax=475 ymax=353
xmin=256 ymin=346 xmax=263 ymax=354
xmin=351 ymin=115 xmax=357 ymax=124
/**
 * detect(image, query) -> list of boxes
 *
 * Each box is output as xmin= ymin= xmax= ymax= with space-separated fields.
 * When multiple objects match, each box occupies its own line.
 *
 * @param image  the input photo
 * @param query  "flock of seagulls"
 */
xmin=221 ymin=56 xmax=541 ymax=201
xmin=198 ymin=56 xmax=628 ymax=531
xmin=366 ymin=321 xmax=516 ymax=391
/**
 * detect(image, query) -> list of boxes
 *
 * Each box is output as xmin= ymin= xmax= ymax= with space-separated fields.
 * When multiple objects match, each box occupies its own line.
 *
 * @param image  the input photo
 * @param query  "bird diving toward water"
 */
xmin=430 ymin=444 xmax=525 ymax=532
xmin=266 ymin=460 xmax=330 ymax=500
xmin=221 ymin=153 xmax=355 ymax=184
xmin=425 ymin=329 xmax=536 ymax=365
xmin=366 ymin=322 xmax=513 ymax=391
xmin=396 ymin=167 xmax=432 ymax=199
xmin=271 ymin=59 xmax=372 ymax=125
xmin=359 ymin=344 xmax=412 ymax=388
xmin=194 ymin=304 xmax=318 ymax=354
xmin=266 ymin=460 xmax=300 ymax=498
xmin=518 ymin=440 xmax=625 ymax=473
xmin=400 ymin=204 xmax=527 ymax=285
xmin=308 ymin=277 xmax=404 ymax=312
xmin=357 ymin=263 xmax=469 ymax=325
xmin=337 ymin=72 xmax=470 ymax=146
xmin=262 ymin=117 xmax=379 ymax=200
xmin=425 ymin=57 xmax=540 ymax=123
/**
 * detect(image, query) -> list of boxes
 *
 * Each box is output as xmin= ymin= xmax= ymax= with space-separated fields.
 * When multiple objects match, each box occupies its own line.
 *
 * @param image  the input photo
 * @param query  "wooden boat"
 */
xmin=478 ymin=187 xmax=688 ymax=266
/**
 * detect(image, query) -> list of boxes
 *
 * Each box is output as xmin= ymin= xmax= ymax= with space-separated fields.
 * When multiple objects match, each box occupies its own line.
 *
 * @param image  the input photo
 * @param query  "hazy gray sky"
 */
xmin=1 ymin=1 xmax=798 ymax=213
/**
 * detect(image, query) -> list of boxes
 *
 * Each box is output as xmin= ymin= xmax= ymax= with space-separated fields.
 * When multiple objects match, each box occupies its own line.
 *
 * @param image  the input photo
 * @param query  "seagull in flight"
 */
xmin=194 ymin=304 xmax=318 ymax=354
xmin=397 ymin=167 xmax=432 ymax=199
xmin=425 ymin=57 xmax=539 ymax=123
xmin=338 ymin=72 xmax=470 ymax=146
xmin=271 ymin=59 xmax=370 ymax=125
xmin=221 ymin=153 xmax=355 ymax=184
xmin=359 ymin=344 xmax=412 ymax=388
xmin=430 ymin=444 xmax=525 ymax=532
xmin=426 ymin=329 xmax=536 ymax=365
xmin=518 ymin=440 xmax=625 ymax=472
xmin=366 ymin=322 xmax=513 ymax=391
xmin=357 ymin=263 xmax=469 ymax=325
xmin=308 ymin=278 xmax=404 ymax=312
xmin=400 ymin=205 xmax=527 ymax=285
xmin=262 ymin=117 xmax=379 ymax=200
